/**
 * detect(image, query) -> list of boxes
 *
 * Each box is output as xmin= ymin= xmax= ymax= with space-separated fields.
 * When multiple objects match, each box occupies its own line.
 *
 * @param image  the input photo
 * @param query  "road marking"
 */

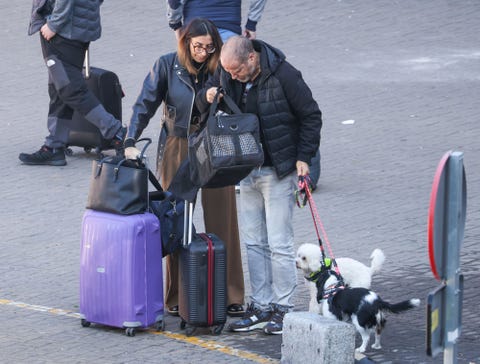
xmin=0 ymin=298 xmax=277 ymax=363
xmin=0 ymin=298 xmax=81 ymax=318
xmin=150 ymin=330 xmax=277 ymax=363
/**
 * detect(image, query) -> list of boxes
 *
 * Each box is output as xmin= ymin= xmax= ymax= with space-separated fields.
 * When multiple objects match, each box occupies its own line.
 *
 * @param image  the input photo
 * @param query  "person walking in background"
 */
xmin=124 ymin=18 xmax=246 ymax=318
xmin=19 ymin=0 xmax=125 ymax=166
xmin=197 ymin=35 xmax=322 ymax=334
xmin=167 ymin=0 xmax=267 ymax=41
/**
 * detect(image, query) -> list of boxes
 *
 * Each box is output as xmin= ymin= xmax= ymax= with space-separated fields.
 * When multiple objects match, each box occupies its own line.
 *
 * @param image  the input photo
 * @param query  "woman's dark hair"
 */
xmin=178 ymin=18 xmax=222 ymax=76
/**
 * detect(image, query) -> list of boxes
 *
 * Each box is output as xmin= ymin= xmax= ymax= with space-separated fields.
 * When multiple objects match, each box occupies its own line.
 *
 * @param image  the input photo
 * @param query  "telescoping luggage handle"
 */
xmin=84 ymin=48 xmax=91 ymax=79
xmin=183 ymin=201 xmax=194 ymax=246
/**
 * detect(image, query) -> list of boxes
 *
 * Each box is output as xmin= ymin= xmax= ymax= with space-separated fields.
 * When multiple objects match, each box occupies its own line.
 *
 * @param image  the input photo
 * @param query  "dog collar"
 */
xmin=305 ymin=258 xmax=333 ymax=282
xmin=306 ymin=270 xmax=321 ymax=282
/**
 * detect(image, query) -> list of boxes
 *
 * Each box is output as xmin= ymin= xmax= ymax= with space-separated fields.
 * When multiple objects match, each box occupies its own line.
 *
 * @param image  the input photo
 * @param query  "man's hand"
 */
xmin=174 ymin=28 xmax=181 ymax=41
xmin=296 ymin=161 xmax=310 ymax=176
xmin=206 ymin=87 xmax=222 ymax=104
xmin=125 ymin=146 xmax=141 ymax=160
xmin=40 ymin=23 xmax=56 ymax=41
xmin=243 ymin=29 xmax=256 ymax=39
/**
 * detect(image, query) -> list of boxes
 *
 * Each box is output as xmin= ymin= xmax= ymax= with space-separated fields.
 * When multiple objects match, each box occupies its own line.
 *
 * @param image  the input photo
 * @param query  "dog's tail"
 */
xmin=369 ymin=249 xmax=386 ymax=275
xmin=380 ymin=298 xmax=420 ymax=314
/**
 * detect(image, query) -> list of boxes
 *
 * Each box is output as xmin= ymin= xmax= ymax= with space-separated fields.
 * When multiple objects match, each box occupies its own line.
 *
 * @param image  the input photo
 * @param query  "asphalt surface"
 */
xmin=1 ymin=1 xmax=479 ymax=363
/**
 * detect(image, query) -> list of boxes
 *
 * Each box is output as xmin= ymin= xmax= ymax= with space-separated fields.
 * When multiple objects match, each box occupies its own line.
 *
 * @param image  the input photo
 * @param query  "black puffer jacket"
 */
xmin=197 ymin=40 xmax=322 ymax=179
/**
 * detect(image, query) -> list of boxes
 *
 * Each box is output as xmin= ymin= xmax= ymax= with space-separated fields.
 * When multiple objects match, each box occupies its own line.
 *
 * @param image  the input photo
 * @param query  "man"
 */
xmin=167 ymin=0 xmax=267 ymax=41
xmin=19 ymin=0 xmax=125 ymax=166
xmin=197 ymin=35 xmax=322 ymax=334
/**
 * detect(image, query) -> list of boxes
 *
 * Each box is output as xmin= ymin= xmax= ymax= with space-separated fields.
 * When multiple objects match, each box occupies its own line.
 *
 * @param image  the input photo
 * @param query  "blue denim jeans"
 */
xmin=218 ymin=28 xmax=238 ymax=42
xmin=239 ymin=167 xmax=297 ymax=310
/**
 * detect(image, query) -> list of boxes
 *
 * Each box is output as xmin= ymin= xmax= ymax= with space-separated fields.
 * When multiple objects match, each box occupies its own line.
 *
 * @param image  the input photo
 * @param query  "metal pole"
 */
xmin=443 ymin=152 xmax=463 ymax=364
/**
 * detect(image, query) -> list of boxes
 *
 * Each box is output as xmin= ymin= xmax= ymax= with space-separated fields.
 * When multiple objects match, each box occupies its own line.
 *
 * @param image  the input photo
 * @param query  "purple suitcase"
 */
xmin=79 ymin=210 xmax=164 ymax=336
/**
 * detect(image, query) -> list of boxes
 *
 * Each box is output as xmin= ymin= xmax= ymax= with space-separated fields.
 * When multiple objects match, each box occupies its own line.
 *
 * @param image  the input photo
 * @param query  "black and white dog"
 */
xmin=316 ymin=266 xmax=420 ymax=353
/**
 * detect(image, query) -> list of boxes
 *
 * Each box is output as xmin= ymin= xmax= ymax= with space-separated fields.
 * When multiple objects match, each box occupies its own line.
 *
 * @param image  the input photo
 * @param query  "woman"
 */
xmin=124 ymin=18 xmax=245 ymax=317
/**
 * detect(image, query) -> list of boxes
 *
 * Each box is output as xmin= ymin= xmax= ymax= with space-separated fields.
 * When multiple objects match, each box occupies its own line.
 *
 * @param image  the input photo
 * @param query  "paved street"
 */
xmin=1 ymin=1 xmax=479 ymax=363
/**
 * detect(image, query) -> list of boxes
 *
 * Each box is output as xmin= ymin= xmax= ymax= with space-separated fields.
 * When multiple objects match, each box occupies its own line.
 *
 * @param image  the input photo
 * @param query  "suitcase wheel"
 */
xmin=155 ymin=320 xmax=165 ymax=331
xmin=180 ymin=320 xmax=197 ymax=336
xmin=80 ymin=319 xmax=91 ymax=328
xmin=210 ymin=324 xmax=224 ymax=336
xmin=84 ymin=147 xmax=92 ymax=154
xmin=125 ymin=327 xmax=136 ymax=337
xmin=65 ymin=147 xmax=74 ymax=156
xmin=185 ymin=326 xmax=197 ymax=337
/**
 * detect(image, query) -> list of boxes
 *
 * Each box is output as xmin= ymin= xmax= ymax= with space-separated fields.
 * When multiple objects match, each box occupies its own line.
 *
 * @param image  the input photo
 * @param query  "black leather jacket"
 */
xmin=127 ymin=52 xmax=198 ymax=142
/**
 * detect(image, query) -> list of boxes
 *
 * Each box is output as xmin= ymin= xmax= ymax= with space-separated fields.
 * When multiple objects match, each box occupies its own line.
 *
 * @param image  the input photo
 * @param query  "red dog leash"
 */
xmin=297 ymin=175 xmax=342 ymax=277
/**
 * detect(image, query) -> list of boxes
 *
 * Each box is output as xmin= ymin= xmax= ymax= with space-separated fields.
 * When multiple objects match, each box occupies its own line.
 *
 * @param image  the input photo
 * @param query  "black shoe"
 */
xmin=227 ymin=304 xmax=245 ymax=317
xmin=19 ymin=146 xmax=66 ymax=166
xmin=264 ymin=305 xmax=288 ymax=335
xmin=110 ymin=126 xmax=126 ymax=156
xmin=228 ymin=303 xmax=271 ymax=332
xmin=167 ymin=305 xmax=179 ymax=316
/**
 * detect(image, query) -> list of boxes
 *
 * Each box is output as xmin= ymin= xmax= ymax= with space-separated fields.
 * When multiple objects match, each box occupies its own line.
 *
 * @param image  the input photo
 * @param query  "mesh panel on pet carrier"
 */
xmin=239 ymin=133 xmax=259 ymax=155
xmin=211 ymin=135 xmax=235 ymax=157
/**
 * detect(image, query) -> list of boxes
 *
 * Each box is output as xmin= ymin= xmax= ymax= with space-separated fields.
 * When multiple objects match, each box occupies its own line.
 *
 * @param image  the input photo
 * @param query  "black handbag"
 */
xmin=86 ymin=138 xmax=152 ymax=215
xmin=188 ymin=90 xmax=264 ymax=188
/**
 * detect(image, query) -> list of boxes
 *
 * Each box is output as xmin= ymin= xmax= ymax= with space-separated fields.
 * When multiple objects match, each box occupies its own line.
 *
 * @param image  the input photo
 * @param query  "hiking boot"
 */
xmin=19 ymin=146 xmax=66 ymax=166
xmin=228 ymin=303 xmax=271 ymax=332
xmin=264 ymin=305 xmax=288 ymax=335
xmin=110 ymin=126 xmax=126 ymax=156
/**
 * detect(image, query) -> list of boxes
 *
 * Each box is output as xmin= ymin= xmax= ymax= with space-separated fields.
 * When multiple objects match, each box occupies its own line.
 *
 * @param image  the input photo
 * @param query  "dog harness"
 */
xmin=306 ymin=267 xmax=345 ymax=303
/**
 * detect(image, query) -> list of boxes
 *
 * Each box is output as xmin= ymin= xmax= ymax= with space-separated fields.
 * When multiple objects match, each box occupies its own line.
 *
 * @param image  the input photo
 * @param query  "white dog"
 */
xmin=295 ymin=243 xmax=385 ymax=314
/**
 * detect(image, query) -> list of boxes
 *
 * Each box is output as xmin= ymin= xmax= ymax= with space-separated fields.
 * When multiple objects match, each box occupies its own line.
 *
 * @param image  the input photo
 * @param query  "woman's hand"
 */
xmin=125 ymin=146 xmax=141 ymax=160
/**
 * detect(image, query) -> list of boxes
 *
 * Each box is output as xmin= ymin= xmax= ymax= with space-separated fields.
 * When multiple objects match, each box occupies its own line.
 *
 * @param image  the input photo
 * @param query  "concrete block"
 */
xmin=281 ymin=311 xmax=356 ymax=364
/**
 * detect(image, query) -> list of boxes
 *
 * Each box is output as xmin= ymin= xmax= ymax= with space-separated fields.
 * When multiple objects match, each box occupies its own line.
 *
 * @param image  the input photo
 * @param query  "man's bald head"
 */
xmin=221 ymin=35 xmax=254 ymax=66
xmin=220 ymin=36 xmax=259 ymax=83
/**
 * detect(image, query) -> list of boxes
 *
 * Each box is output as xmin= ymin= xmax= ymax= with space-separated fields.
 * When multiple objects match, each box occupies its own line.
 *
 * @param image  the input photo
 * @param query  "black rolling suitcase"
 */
xmin=65 ymin=49 xmax=124 ymax=154
xmin=178 ymin=201 xmax=227 ymax=336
